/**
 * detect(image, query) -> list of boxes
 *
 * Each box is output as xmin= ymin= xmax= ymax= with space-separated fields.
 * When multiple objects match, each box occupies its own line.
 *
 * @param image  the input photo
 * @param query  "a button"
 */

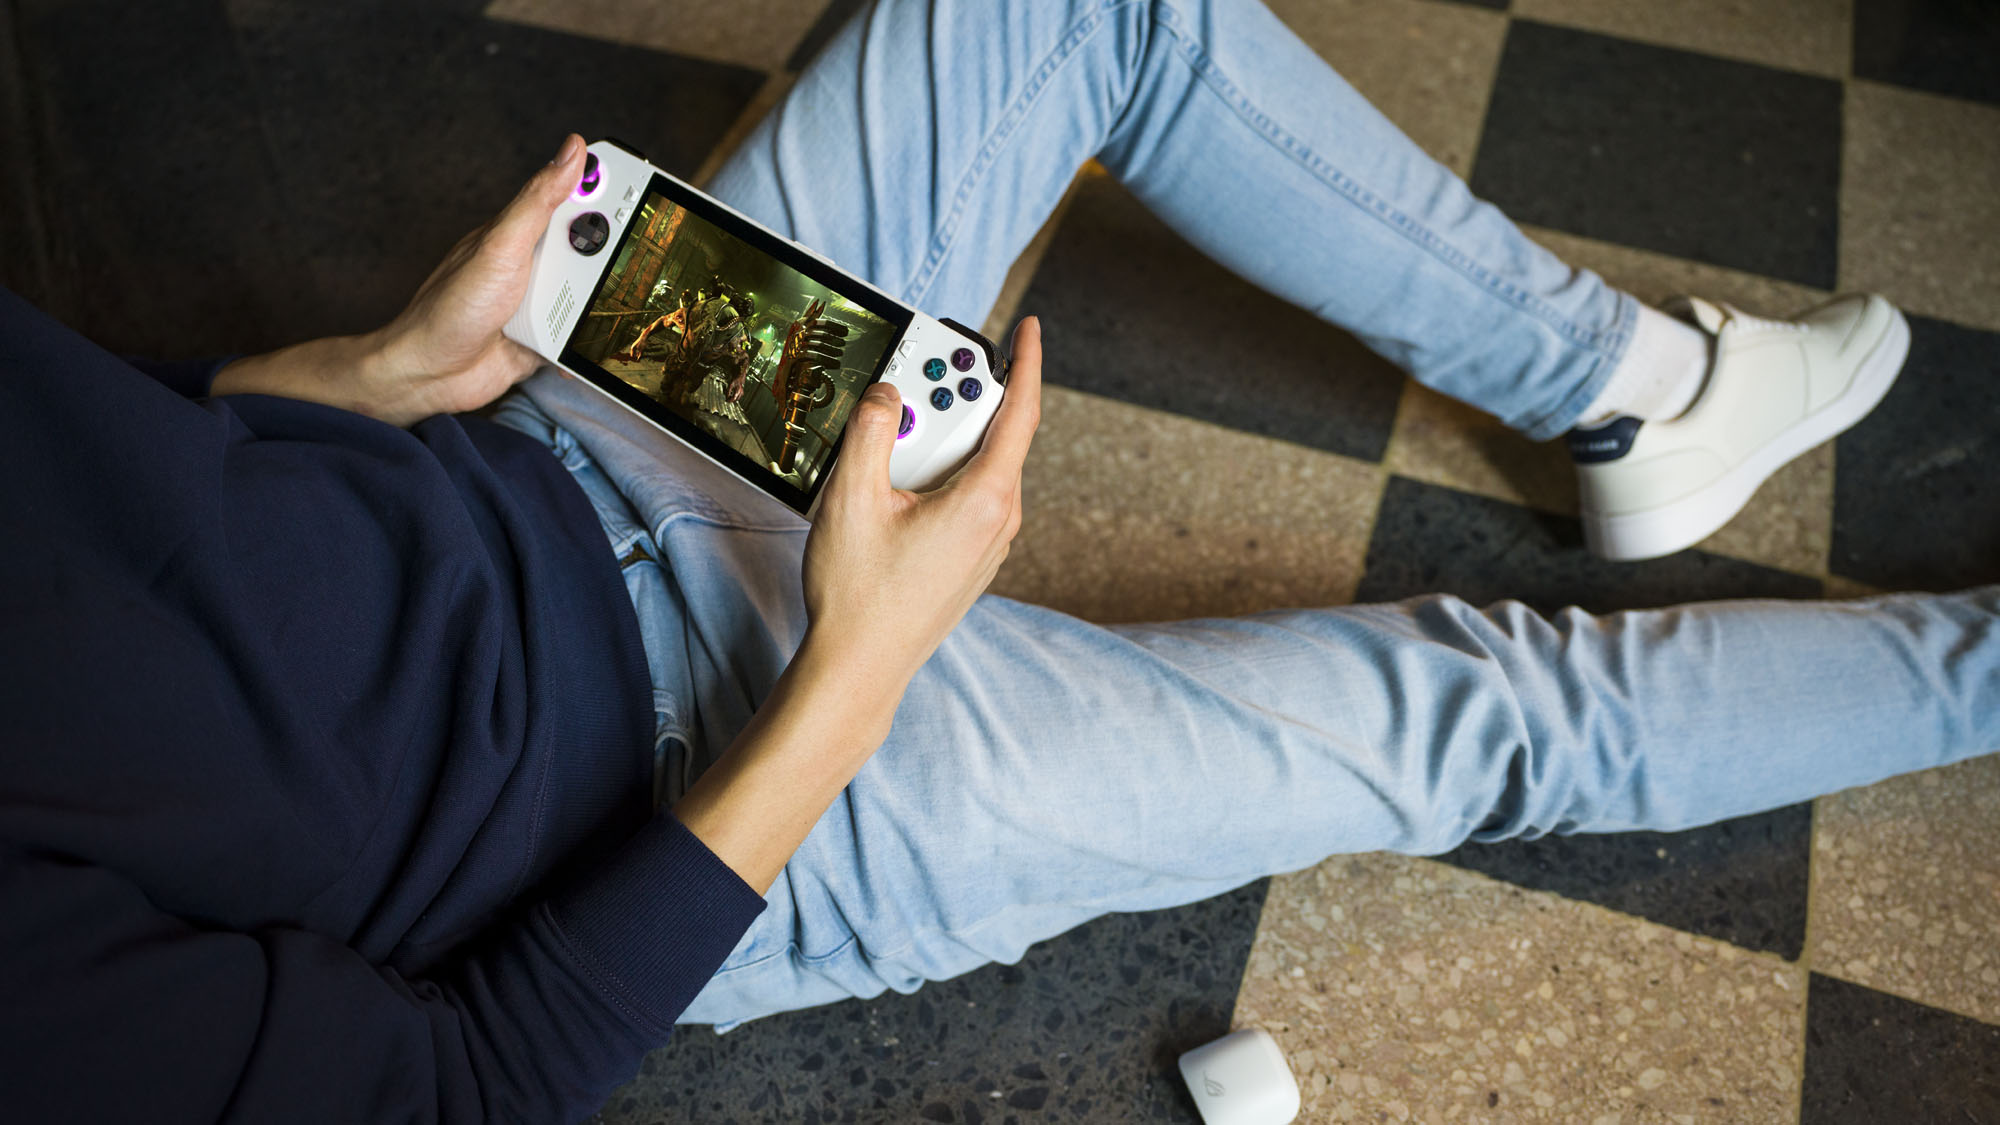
xmin=623 ymin=185 xmax=638 ymax=203
xmin=929 ymin=387 xmax=954 ymax=411
xmin=614 ymin=207 xmax=629 ymax=224
xmin=922 ymin=357 xmax=947 ymax=381
xmin=957 ymin=377 xmax=982 ymax=402
xmin=883 ymin=356 xmax=903 ymax=378
xmin=897 ymin=339 xmax=914 ymax=357
xmin=951 ymin=347 xmax=976 ymax=372
xmin=896 ymin=404 xmax=915 ymax=438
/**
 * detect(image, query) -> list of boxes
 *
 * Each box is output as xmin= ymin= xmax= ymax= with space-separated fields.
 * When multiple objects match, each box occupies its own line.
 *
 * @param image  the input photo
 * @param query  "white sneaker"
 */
xmin=1568 ymin=294 xmax=1910 ymax=561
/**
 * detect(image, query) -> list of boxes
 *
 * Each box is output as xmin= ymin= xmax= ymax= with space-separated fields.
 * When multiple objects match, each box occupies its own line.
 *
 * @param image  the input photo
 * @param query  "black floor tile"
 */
xmin=1434 ymin=806 xmax=1812 ymax=958
xmin=1472 ymin=20 xmax=1842 ymax=289
xmin=1831 ymin=314 xmax=2000 ymax=592
xmin=12 ymin=0 xmax=321 ymax=356
xmin=0 ymin=6 xmax=52 ymax=311
xmin=1016 ymin=176 xmax=1407 ymax=464
xmin=1355 ymin=475 xmax=1825 ymax=614
xmin=231 ymin=1 xmax=764 ymax=344
xmin=1356 ymin=476 xmax=1822 ymax=952
xmin=1853 ymin=0 xmax=2000 ymax=107
xmin=10 ymin=0 xmax=763 ymax=360
xmin=787 ymin=0 xmax=870 ymax=73
xmin=1800 ymin=973 xmax=2000 ymax=1123
xmin=228 ymin=0 xmax=499 ymax=14
xmin=604 ymin=881 xmax=1270 ymax=1124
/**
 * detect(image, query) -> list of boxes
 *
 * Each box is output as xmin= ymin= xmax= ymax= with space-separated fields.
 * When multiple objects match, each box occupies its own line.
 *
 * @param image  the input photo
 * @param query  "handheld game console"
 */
xmin=504 ymin=138 xmax=1007 ymax=518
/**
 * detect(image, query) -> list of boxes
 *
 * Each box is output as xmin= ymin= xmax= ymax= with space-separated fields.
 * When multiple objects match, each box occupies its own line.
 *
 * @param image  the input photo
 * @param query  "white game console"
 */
xmin=504 ymin=138 xmax=1006 ymax=518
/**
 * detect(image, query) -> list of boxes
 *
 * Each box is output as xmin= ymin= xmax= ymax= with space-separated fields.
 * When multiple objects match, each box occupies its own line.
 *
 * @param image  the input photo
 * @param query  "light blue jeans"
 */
xmin=493 ymin=0 xmax=2000 ymax=1029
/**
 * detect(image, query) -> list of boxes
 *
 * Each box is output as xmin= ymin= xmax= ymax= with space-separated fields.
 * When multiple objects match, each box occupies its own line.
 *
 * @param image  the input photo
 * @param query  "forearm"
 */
xmin=683 ymin=317 xmax=1044 ymax=894
xmin=210 ymin=331 xmax=411 ymax=424
xmin=672 ymin=631 xmax=906 ymax=894
xmin=209 ymin=322 xmax=539 ymax=428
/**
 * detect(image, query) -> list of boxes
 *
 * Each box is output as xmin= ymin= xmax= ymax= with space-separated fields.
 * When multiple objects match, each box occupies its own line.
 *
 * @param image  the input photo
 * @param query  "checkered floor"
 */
xmin=7 ymin=0 xmax=1997 ymax=1121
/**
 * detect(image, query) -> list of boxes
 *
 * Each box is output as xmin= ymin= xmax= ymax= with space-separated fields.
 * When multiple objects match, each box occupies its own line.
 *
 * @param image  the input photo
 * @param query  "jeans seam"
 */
xmin=1143 ymin=1 xmax=1634 ymax=431
xmin=706 ymin=932 xmax=859 ymax=981
xmin=652 ymin=508 xmax=805 ymax=536
xmin=904 ymin=0 xmax=1145 ymax=307
xmin=1525 ymin=309 xmax=1636 ymax=438
xmin=710 ymin=873 xmax=1262 ymax=989
xmin=652 ymin=699 xmax=688 ymax=744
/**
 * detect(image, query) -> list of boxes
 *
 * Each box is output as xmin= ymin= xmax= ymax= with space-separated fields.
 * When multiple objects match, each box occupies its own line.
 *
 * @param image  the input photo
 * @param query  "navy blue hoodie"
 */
xmin=0 ymin=287 xmax=767 ymax=1122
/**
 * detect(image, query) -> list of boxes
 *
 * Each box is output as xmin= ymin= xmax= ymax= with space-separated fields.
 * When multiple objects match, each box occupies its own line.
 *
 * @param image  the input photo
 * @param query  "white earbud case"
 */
xmin=1178 ymin=1028 xmax=1301 ymax=1125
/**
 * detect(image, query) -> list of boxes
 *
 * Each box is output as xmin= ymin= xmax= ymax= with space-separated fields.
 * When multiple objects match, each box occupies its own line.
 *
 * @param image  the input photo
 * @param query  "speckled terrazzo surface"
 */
xmin=620 ymin=882 xmax=1271 ymax=1123
xmin=6 ymin=0 xmax=1998 ymax=1121
xmin=1236 ymin=853 xmax=1808 ymax=1123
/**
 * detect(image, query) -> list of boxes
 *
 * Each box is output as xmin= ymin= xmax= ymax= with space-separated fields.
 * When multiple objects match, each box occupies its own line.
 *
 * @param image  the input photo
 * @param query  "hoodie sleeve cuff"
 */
xmin=544 ymin=811 xmax=769 ymax=1033
xmin=122 ymin=356 xmax=236 ymax=399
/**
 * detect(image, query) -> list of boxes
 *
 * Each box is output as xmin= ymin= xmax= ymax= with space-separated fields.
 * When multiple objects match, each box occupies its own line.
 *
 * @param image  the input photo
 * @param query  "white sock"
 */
xmin=1576 ymin=303 xmax=1713 ymax=428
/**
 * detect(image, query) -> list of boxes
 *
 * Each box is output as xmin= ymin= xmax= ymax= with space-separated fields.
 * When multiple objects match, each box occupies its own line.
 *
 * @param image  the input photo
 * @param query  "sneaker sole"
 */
xmin=1584 ymin=306 xmax=1911 ymax=561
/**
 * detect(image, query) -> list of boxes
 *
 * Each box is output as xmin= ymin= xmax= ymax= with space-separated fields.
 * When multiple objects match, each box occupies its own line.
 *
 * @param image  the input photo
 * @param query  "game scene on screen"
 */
xmin=571 ymin=193 xmax=898 ymax=491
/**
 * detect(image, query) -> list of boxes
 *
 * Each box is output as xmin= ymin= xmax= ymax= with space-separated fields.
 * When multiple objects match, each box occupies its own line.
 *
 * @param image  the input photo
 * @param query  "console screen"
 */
xmin=568 ymin=189 xmax=903 ymax=494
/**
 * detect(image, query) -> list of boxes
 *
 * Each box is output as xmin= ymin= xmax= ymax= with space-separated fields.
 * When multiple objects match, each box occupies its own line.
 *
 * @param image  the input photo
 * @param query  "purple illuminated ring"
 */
xmin=575 ymin=152 xmax=604 ymax=199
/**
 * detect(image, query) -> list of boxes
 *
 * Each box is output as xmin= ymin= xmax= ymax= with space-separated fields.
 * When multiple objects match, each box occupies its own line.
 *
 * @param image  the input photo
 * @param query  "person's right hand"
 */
xmin=799 ymin=316 xmax=1043 ymax=695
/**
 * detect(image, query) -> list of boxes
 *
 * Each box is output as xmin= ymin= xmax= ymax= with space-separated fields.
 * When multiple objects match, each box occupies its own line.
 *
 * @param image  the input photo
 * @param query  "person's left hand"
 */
xmin=211 ymin=134 xmax=587 ymax=426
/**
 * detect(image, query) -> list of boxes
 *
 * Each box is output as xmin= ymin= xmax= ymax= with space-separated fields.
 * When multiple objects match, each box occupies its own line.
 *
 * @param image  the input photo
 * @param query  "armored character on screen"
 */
xmin=694 ymin=335 xmax=767 ymax=418
xmin=681 ymin=296 xmax=759 ymax=416
xmin=685 ymin=289 xmax=732 ymax=339
xmin=769 ymin=298 xmax=851 ymax=473
xmin=618 ymin=288 xmax=746 ymax=407
xmin=664 ymin=290 xmax=738 ymax=399
xmin=618 ymin=289 xmax=694 ymax=363
xmin=725 ymin=338 xmax=761 ymax=404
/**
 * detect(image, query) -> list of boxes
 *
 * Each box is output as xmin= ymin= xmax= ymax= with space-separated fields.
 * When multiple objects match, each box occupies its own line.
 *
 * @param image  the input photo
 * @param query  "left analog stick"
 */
xmin=577 ymin=152 xmax=603 ymax=198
